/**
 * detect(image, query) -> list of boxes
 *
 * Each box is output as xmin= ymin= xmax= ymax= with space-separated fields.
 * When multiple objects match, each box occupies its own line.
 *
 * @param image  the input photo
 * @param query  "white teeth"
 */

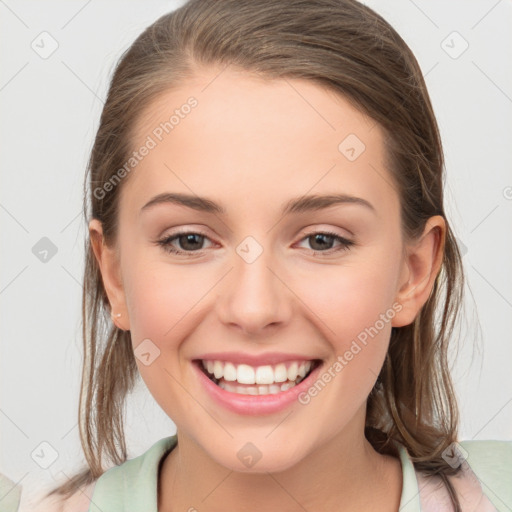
xmin=213 ymin=361 xmax=223 ymax=379
xmin=274 ymin=363 xmax=288 ymax=383
xmin=268 ymin=384 xmax=281 ymax=394
xmin=223 ymin=362 xmax=237 ymax=382
xmin=237 ymin=364 xmax=256 ymax=384
xmin=255 ymin=365 xmax=274 ymax=385
xmin=200 ymin=358 xmax=318 ymax=394
xmin=217 ymin=381 xmax=299 ymax=396
xmin=219 ymin=381 xmax=236 ymax=392
xmin=298 ymin=361 xmax=312 ymax=378
xmin=237 ymin=384 xmax=257 ymax=395
xmin=287 ymin=362 xmax=299 ymax=381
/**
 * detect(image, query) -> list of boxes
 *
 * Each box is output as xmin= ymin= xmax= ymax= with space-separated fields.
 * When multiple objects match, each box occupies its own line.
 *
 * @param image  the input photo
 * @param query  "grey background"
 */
xmin=1 ymin=0 xmax=511 ymax=510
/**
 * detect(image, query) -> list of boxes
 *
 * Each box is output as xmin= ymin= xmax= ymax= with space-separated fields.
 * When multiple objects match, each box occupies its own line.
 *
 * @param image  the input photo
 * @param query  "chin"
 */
xmin=204 ymin=440 xmax=308 ymax=474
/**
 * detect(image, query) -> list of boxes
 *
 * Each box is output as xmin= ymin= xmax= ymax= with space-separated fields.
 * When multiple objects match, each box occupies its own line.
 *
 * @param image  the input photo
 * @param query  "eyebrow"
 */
xmin=140 ymin=192 xmax=376 ymax=216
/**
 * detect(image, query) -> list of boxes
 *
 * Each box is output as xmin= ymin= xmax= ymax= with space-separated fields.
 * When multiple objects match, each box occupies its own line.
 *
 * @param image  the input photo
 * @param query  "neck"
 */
xmin=158 ymin=412 xmax=402 ymax=511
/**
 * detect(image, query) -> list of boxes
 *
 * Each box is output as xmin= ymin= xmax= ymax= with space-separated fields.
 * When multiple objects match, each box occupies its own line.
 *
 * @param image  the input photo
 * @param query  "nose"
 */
xmin=216 ymin=242 xmax=293 ymax=337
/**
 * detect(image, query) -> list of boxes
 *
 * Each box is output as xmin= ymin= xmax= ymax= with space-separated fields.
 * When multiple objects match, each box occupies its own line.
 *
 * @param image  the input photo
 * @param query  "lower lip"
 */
xmin=193 ymin=360 xmax=323 ymax=416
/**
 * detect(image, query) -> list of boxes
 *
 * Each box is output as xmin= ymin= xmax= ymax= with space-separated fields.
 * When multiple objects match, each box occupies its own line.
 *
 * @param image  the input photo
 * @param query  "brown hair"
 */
xmin=45 ymin=0 xmax=467 ymax=509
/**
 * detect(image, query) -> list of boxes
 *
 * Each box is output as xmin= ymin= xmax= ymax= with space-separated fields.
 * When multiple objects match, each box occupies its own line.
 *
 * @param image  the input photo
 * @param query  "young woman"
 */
xmin=33 ymin=0 xmax=511 ymax=511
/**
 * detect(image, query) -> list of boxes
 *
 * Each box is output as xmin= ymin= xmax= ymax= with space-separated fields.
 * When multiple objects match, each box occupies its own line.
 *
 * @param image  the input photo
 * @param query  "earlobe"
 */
xmin=88 ymin=219 xmax=130 ymax=331
xmin=391 ymin=215 xmax=446 ymax=328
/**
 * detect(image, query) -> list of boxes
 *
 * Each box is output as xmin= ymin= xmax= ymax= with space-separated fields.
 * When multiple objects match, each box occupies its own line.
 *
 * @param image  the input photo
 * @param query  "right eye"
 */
xmin=156 ymin=230 xmax=215 ymax=256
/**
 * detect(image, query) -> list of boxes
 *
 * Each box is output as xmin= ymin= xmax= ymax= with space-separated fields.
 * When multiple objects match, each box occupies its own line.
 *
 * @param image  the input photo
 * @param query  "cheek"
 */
xmin=303 ymin=261 xmax=398 ymax=344
xmin=122 ymin=255 xmax=213 ymax=418
xmin=295 ymin=253 xmax=400 ymax=391
xmin=124 ymin=254 xmax=210 ymax=344
xmin=291 ymin=269 xmax=397 ymax=430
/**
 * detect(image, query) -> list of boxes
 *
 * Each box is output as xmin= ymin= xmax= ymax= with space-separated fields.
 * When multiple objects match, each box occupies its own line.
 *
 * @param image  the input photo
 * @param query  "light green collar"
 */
xmin=88 ymin=436 xmax=425 ymax=512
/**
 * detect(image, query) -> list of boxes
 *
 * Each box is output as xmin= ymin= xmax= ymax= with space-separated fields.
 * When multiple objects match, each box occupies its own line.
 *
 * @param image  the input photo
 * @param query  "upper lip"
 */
xmin=193 ymin=352 xmax=321 ymax=367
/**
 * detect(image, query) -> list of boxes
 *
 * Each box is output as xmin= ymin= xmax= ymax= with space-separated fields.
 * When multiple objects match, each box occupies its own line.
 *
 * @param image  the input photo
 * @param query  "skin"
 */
xmin=89 ymin=66 xmax=445 ymax=511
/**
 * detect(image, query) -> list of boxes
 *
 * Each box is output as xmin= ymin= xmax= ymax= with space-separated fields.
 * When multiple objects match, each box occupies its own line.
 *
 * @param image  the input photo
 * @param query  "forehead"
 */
xmin=134 ymin=66 xmax=379 ymax=148
xmin=122 ymin=67 xmax=399 ymax=220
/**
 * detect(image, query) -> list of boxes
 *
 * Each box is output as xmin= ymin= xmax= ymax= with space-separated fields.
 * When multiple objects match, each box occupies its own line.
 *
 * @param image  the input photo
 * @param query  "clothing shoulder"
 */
xmin=27 ymin=438 xmax=176 ymax=511
xmin=0 ymin=472 xmax=22 ymax=512
xmin=458 ymin=439 xmax=512 ymax=509
xmin=417 ymin=439 xmax=512 ymax=511
xmin=458 ymin=438 xmax=512 ymax=467
xmin=79 ymin=437 xmax=177 ymax=511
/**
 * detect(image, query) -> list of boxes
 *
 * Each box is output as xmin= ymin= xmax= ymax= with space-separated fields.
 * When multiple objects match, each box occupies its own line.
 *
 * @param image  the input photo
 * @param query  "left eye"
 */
xmin=297 ymin=231 xmax=354 ymax=253
xmin=156 ymin=230 xmax=354 ymax=256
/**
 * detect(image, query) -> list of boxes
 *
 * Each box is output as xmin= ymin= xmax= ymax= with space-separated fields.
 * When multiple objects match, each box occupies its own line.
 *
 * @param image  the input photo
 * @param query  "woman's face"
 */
xmin=92 ymin=66 xmax=438 ymax=472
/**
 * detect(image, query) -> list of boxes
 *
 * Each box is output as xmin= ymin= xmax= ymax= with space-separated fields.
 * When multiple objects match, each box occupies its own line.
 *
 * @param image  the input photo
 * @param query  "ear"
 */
xmin=89 ymin=218 xmax=130 ymax=331
xmin=391 ymin=215 xmax=446 ymax=328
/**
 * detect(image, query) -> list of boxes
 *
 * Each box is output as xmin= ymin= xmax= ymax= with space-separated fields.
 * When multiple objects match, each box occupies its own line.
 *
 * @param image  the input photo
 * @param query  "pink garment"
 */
xmin=417 ymin=459 xmax=498 ymax=511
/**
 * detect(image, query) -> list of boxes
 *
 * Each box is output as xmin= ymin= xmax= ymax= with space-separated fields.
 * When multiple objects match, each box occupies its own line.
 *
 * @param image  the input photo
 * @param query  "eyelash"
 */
xmin=155 ymin=229 xmax=355 ymax=257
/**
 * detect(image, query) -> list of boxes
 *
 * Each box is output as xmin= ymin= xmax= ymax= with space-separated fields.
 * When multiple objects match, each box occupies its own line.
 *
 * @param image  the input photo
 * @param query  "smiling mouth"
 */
xmin=194 ymin=359 xmax=322 ymax=396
